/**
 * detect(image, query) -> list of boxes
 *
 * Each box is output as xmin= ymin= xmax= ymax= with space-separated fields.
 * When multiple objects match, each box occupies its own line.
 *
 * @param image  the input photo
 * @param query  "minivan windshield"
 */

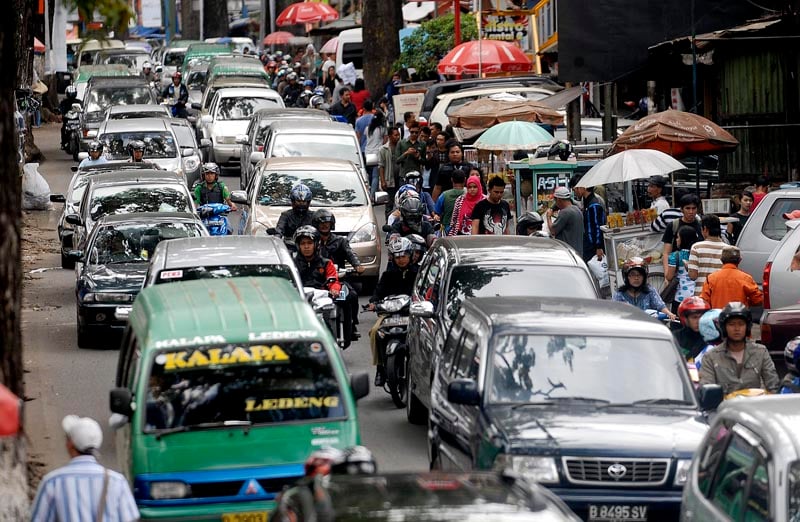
xmin=144 ymin=342 xmax=345 ymax=432
xmin=89 ymin=184 xmax=190 ymax=220
xmin=257 ymin=171 xmax=368 ymax=207
xmin=85 ymin=86 xmax=155 ymax=114
xmin=100 ymin=131 xmax=178 ymax=159
xmin=271 ymin=134 xmax=362 ymax=167
xmin=90 ymin=222 xmax=203 ymax=265
xmin=215 ymin=96 xmax=280 ymax=120
xmin=489 ymin=334 xmax=693 ymax=405
xmin=446 ymin=265 xmax=597 ymax=320
xmin=156 ymin=265 xmax=296 ymax=286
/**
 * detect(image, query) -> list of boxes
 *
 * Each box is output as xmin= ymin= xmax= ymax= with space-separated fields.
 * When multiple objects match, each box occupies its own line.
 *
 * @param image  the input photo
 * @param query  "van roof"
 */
xmin=131 ymin=277 xmax=320 ymax=346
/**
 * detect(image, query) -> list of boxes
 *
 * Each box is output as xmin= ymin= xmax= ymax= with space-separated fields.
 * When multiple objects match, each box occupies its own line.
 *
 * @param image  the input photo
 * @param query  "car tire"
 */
xmin=386 ymin=349 xmax=407 ymax=409
xmin=406 ymin=360 xmax=428 ymax=425
xmin=428 ymin=418 xmax=441 ymax=471
xmin=76 ymin=313 xmax=91 ymax=349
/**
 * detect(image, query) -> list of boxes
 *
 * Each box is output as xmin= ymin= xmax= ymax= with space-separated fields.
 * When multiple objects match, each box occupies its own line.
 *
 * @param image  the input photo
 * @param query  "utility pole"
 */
xmin=454 ymin=0 xmax=461 ymax=46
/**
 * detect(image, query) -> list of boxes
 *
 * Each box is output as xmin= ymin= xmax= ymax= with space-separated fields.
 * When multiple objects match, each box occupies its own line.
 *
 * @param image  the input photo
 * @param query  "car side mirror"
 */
xmin=109 ymin=388 xmax=134 ymax=417
xmin=181 ymin=147 xmax=194 ymax=157
xmin=698 ymin=384 xmax=723 ymax=411
xmin=191 ymin=102 xmax=202 ymax=110
xmin=266 ymin=227 xmax=277 ymax=236
xmin=155 ymin=65 xmax=163 ymax=73
xmin=447 ymin=379 xmax=480 ymax=406
xmin=374 ymin=191 xmax=389 ymax=206
xmin=350 ymin=372 xmax=370 ymax=401
xmin=382 ymin=224 xmax=392 ymax=233
xmin=200 ymin=138 xmax=212 ymax=148
xmin=50 ymin=194 xmax=66 ymax=203
xmin=235 ymin=134 xmax=249 ymax=145
xmin=410 ymin=301 xmax=435 ymax=319
xmin=66 ymin=249 xmax=83 ymax=261
xmin=249 ymin=151 xmax=265 ymax=164
xmin=304 ymin=287 xmax=315 ymax=302
xmin=77 ymin=152 xmax=89 ymax=161
xmin=230 ymin=190 xmax=248 ymax=205
xmin=200 ymin=114 xmax=212 ymax=124
xmin=65 ymin=214 xmax=83 ymax=226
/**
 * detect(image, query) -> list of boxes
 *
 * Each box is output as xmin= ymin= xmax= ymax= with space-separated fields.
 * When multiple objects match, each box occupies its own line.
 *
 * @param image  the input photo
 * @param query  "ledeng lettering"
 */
xmin=245 ymin=396 xmax=340 ymax=411
xmin=161 ymin=345 xmax=290 ymax=371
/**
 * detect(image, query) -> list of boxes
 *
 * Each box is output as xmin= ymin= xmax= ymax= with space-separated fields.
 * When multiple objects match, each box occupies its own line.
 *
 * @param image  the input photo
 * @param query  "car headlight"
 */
xmin=81 ymin=292 xmax=96 ymax=303
xmin=183 ymin=155 xmax=200 ymax=172
xmin=149 ymin=481 xmax=191 ymax=499
xmin=85 ymin=129 xmax=97 ymax=138
xmin=674 ymin=458 xmax=693 ymax=486
xmin=93 ymin=293 xmax=135 ymax=303
xmin=350 ymin=222 xmax=376 ymax=244
xmin=494 ymin=454 xmax=560 ymax=484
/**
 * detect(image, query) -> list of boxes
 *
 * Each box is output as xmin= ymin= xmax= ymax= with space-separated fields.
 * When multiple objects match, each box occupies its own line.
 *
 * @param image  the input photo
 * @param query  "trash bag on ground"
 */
xmin=21 ymin=162 xmax=51 ymax=210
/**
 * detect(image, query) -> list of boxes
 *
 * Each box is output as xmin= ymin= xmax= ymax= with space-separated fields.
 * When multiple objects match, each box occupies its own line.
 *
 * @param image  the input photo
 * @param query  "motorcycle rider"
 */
xmin=293 ymin=225 xmax=341 ymax=298
xmin=388 ymin=196 xmax=437 ymax=248
xmin=516 ymin=211 xmax=547 ymax=236
xmin=313 ymin=209 xmax=362 ymax=342
xmin=368 ymin=237 xmax=418 ymax=386
xmin=612 ymin=257 xmax=677 ymax=320
xmin=282 ymin=72 xmax=302 ymax=107
xmin=276 ymin=183 xmax=314 ymax=240
xmin=161 ymin=72 xmax=189 ymax=118
xmin=141 ymin=61 xmax=156 ymax=84
xmin=78 ymin=141 xmax=108 ymax=169
xmin=698 ymin=302 xmax=780 ymax=396
xmin=127 ymin=140 xmax=147 ymax=163
xmin=296 ymin=79 xmax=315 ymax=108
xmin=193 ymin=162 xmax=237 ymax=209
xmin=673 ymin=296 xmax=711 ymax=359
xmin=780 ymin=337 xmax=800 ymax=394
xmin=59 ymin=85 xmax=81 ymax=150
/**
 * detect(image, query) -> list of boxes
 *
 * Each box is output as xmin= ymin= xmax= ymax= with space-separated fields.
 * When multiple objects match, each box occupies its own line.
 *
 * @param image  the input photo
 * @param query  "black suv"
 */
xmin=428 ymin=296 xmax=722 ymax=521
xmin=406 ymin=236 xmax=600 ymax=425
xmin=79 ymin=76 xmax=158 ymax=154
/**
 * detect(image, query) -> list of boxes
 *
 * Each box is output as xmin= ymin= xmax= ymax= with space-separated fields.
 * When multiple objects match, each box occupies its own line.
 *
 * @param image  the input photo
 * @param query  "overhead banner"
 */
xmin=140 ymin=0 xmax=162 ymax=27
xmin=481 ymin=14 xmax=531 ymax=51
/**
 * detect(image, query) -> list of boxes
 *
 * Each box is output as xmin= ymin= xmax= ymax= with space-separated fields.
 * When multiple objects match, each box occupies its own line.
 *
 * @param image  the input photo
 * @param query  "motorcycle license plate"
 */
xmin=207 ymin=220 xmax=223 ymax=227
xmin=588 ymin=505 xmax=647 ymax=522
xmin=114 ymin=306 xmax=132 ymax=320
xmin=382 ymin=316 xmax=408 ymax=326
xmin=221 ymin=512 xmax=267 ymax=522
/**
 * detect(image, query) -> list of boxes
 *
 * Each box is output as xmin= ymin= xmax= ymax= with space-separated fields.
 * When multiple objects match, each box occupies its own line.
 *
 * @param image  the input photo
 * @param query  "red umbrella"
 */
xmin=438 ymin=40 xmax=532 ymax=76
xmin=263 ymin=31 xmax=295 ymax=45
xmin=276 ymin=1 xmax=339 ymax=26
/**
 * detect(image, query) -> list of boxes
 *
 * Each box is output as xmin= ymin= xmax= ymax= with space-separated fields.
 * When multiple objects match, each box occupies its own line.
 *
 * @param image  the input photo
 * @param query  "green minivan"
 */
xmin=110 ymin=277 xmax=369 ymax=521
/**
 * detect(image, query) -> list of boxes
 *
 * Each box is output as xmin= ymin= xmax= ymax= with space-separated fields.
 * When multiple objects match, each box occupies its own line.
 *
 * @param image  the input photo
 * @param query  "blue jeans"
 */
xmin=370 ymin=166 xmax=379 ymax=201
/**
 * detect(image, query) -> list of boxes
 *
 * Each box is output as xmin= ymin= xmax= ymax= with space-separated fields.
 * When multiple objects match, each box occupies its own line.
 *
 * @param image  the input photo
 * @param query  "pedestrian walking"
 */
xmin=571 ymin=177 xmax=606 ymax=262
xmin=700 ymin=246 xmax=763 ymax=309
xmin=546 ymin=186 xmax=584 ymax=257
xmin=687 ymin=214 xmax=727 ymax=296
xmin=30 ymin=415 xmax=139 ymax=522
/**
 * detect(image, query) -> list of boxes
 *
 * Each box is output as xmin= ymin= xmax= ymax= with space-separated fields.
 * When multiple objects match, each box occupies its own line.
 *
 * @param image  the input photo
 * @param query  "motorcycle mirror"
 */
xmin=350 ymin=372 xmax=370 ymax=401
xmin=199 ymin=138 xmax=212 ymax=148
xmin=155 ymin=65 xmax=163 ymax=73
xmin=70 ymin=166 xmax=78 ymax=172
xmin=374 ymin=191 xmax=389 ymax=206
xmin=265 ymin=227 xmax=277 ymax=235
xmin=71 ymin=103 xmax=82 ymax=112
xmin=191 ymin=102 xmax=202 ymax=110
xmin=381 ymin=224 xmax=392 ymax=233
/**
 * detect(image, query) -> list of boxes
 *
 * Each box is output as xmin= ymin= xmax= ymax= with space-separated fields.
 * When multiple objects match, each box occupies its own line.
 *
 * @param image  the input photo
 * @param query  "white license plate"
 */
xmin=588 ymin=505 xmax=648 ymax=522
xmin=114 ymin=306 xmax=132 ymax=320
xmin=382 ymin=316 xmax=408 ymax=326
xmin=221 ymin=512 xmax=267 ymax=522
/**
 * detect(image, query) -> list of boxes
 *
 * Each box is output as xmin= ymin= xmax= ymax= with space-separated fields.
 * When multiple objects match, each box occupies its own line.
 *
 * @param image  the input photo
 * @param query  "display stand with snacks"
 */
xmin=601 ymin=207 xmax=667 ymax=293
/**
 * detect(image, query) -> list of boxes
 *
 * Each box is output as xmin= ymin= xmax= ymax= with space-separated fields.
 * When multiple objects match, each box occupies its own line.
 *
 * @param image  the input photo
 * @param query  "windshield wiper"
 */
xmin=154 ymin=419 xmax=252 ymax=440
xmin=511 ymin=397 xmax=611 ymax=409
xmin=628 ymin=398 xmax=694 ymax=407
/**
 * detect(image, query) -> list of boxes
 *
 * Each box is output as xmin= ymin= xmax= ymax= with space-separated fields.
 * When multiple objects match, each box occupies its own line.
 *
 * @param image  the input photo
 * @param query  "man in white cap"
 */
xmin=546 ymin=186 xmax=585 ymax=258
xmin=30 ymin=415 xmax=139 ymax=521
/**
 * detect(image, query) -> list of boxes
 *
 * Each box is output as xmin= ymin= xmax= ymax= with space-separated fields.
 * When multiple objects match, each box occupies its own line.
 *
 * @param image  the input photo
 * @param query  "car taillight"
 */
xmin=760 ymin=323 xmax=772 ymax=344
xmin=762 ymin=261 xmax=772 ymax=309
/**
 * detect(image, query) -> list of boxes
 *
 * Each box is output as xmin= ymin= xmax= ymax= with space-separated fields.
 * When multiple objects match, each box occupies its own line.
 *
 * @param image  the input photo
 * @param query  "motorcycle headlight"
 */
xmin=673 ymin=459 xmax=693 ymax=486
xmin=183 ymin=155 xmax=200 ymax=173
xmin=350 ymin=223 xmax=376 ymax=244
xmin=493 ymin=454 xmax=560 ymax=484
xmin=149 ymin=481 xmax=191 ymax=500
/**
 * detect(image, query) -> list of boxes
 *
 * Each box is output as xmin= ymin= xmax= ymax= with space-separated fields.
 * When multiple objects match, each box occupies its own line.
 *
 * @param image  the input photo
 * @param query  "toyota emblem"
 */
xmin=607 ymin=463 xmax=627 ymax=479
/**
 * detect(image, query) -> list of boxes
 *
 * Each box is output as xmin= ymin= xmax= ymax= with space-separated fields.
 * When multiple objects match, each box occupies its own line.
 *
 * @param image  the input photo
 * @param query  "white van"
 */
xmin=75 ymin=39 xmax=125 ymax=73
xmin=336 ymin=28 xmax=363 ymax=79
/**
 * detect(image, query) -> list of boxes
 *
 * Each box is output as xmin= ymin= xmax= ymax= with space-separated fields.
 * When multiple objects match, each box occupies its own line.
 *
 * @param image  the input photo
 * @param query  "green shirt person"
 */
xmin=194 ymin=162 xmax=236 ymax=209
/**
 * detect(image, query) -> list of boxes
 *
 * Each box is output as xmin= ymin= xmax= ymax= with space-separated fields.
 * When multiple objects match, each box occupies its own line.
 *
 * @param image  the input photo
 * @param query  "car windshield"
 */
xmin=156 ymin=265 xmax=296 ymax=286
xmin=89 ymin=184 xmax=190 ymax=221
xmin=186 ymin=70 xmax=207 ymax=89
xmin=215 ymin=96 xmax=280 ymax=120
xmin=257 ymin=170 xmax=367 ymax=207
xmin=85 ymin=86 xmax=154 ymax=113
xmin=446 ymin=265 xmax=597 ymax=320
xmin=790 ymin=461 xmax=800 ymax=521
xmin=99 ymin=131 xmax=177 ymax=159
xmin=109 ymin=110 xmax=167 ymax=120
xmin=99 ymin=54 xmax=146 ymax=69
xmin=144 ymin=341 xmax=345 ymax=432
xmin=489 ymin=334 xmax=693 ymax=405
xmin=89 ymin=222 xmax=202 ymax=265
xmin=163 ymin=51 xmax=185 ymax=66
xmin=272 ymin=134 xmax=362 ymax=166
xmin=170 ymin=124 xmax=196 ymax=148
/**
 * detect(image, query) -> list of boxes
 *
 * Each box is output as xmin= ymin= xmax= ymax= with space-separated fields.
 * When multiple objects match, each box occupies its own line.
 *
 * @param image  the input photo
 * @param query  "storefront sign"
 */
xmin=481 ymin=14 xmax=531 ymax=50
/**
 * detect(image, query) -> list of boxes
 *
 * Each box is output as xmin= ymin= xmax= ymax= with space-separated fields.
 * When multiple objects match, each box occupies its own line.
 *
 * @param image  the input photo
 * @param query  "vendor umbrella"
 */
xmin=575 ymin=149 xmax=686 ymax=188
xmin=610 ymin=109 xmax=738 ymax=157
xmin=319 ymin=36 xmax=338 ymax=54
xmin=473 ymin=121 xmax=555 ymax=151
xmin=438 ymin=39 xmax=532 ymax=75
xmin=277 ymin=1 xmax=339 ymax=26
xmin=449 ymin=94 xmax=564 ymax=128
xmin=263 ymin=31 xmax=295 ymax=45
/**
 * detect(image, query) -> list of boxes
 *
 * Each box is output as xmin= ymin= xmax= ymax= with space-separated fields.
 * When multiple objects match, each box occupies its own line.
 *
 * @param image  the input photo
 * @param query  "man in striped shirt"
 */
xmin=30 ymin=415 xmax=139 ymax=522
xmin=687 ymin=214 xmax=727 ymax=296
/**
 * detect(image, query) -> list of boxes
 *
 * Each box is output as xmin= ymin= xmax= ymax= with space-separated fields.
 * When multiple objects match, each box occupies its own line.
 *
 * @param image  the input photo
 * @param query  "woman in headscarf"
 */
xmin=301 ymin=44 xmax=317 ymax=80
xmin=448 ymin=175 xmax=485 ymax=236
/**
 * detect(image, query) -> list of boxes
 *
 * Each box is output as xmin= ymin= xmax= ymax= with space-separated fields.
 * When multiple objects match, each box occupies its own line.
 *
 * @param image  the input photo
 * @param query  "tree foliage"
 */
xmin=394 ymin=14 xmax=479 ymax=79
xmin=62 ymin=0 xmax=133 ymax=37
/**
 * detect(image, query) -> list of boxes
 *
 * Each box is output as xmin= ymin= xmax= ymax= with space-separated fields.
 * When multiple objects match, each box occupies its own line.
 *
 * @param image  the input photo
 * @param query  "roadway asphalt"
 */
xmin=22 ymin=123 xmax=428 ymax=475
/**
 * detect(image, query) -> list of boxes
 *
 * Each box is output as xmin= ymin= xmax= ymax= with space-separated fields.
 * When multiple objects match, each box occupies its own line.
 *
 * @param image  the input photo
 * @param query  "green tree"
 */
xmin=394 ymin=14 xmax=479 ymax=79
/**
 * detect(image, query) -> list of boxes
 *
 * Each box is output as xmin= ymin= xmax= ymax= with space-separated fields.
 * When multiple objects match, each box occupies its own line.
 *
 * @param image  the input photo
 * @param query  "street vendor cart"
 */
xmin=601 ymin=221 xmax=666 ymax=293
xmin=508 ymin=158 xmax=596 ymax=214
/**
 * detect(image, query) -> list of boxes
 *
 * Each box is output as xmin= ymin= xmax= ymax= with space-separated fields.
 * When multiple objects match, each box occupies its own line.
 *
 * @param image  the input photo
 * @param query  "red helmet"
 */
xmin=172 ymin=71 xmax=182 ymax=80
xmin=677 ymin=296 xmax=711 ymax=326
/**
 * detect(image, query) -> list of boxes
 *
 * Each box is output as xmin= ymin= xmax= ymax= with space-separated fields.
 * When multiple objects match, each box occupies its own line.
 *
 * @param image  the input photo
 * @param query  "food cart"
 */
xmin=507 ymin=157 xmax=593 ymax=214
xmin=601 ymin=217 xmax=666 ymax=293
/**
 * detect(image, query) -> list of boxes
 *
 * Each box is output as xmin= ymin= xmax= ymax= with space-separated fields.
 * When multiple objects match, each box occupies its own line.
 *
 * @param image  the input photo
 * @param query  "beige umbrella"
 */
xmin=448 ymin=94 xmax=564 ymax=129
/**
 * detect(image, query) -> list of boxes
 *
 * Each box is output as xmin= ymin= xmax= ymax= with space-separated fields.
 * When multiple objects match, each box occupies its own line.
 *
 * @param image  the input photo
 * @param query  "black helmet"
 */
xmin=516 ymin=211 xmax=544 ymax=235
xmin=718 ymin=301 xmax=752 ymax=337
xmin=312 ymin=209 xmax=336 ymax=230
xmin=622 ymin=257 xmax=649 ymax=286
xmin=293 ymin=225 xmax=319 ymax=247
xmin=784 ymin=336 xmax=800 ymax=375
xmin=403 ymin=170 xmax=422 ymax=186
xmin=290 ymin=183 xmax=312 ymax=215
xmin=88 ymin=140 xmax=103 ymax=153
xmin=66 ymin=85 xmax=78 ymax=99
xmin=399 ymin=196 xmax=424 ymax=232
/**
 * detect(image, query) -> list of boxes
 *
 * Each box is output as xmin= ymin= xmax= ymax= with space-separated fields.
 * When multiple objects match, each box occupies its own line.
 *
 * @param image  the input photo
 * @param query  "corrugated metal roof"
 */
xmin=649 ymin=17 xmax=783 ymax=52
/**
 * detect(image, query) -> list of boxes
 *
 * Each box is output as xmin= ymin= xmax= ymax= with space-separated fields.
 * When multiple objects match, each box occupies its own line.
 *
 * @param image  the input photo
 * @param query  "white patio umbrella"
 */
xmin=575 ymin=149 xmax=686 ymax=187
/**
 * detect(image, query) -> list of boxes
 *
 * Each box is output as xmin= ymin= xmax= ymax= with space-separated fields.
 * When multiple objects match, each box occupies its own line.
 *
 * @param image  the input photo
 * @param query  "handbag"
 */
xmin=660 ymin=277 xmax=679 ymax=303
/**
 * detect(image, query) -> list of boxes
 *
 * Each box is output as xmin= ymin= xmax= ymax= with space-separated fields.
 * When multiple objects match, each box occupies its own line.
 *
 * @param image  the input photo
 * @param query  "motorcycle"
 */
xmin=307 ymin=273 xmax=351 ymax=349
xmin=197 ymin=203 xmax=232 ymax=236
xmin=364 ymin=294 xmax=411 ymax=408
xmin=62 ymin=103 xmax=82 ymax=160
xmin=161 ymin=97 xmax=187 ymax=118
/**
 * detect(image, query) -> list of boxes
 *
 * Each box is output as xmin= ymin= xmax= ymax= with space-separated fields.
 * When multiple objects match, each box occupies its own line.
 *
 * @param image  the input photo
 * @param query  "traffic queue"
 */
xmin=34 ymin=37 xmax=800 ymax=522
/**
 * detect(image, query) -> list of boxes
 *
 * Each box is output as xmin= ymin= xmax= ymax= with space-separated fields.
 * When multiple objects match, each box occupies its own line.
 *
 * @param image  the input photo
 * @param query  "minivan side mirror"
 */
xmin=78 ymin=152 xmax=89 ymax=161
xmin=65 ymin=213 xmax=83 ymax=226
xmin=200 ymin=114 xmax=212 ymax=124
xmin=66 ymin=249 xmax=83 ymax=261
xmin=109 ymin=388 xmax=134 ymax=417
xmin=249 ymin=151 xmax=265 ymax=164
xmin=50 ymin=194 xmax=66 ymax=203
xmin=410 ymin=301 xmax=435 ymax=319
xmin=447 ymin=379 xmax=480 ymax=406
xmin=374 ymin=191 xmax=389 ymax=206
xmin=235 ymin=134 xmax=249 ymax=145
xmin=698 ymin=384 xmax=723 ymax=411
xmin=190 ymin=102 xmax=202 ymax=110
xmin=181 ymin=147 xmax=194 ymax=157
xmin=230 ymin=190 xmax=248 ymax=205
xmin=350 ymin=372 xmax=370 ymax=401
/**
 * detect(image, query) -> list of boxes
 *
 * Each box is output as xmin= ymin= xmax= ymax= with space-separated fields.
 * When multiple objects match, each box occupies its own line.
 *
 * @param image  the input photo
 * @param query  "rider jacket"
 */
xmin=698 ymin=340 xmax=781 ymax=395
xmin=370 ymin=266 xmax=418 ymax=303
xmin=319 ymin=234 xmax=361 ymax=269
xmin=195 ymin=182 xmax=225 ymax=205
xmin=276 ymin=209 xmax=313 ymax=239
xmin=294 ymin=253 xmax=342 ymax=294
xmin=162 ymin=83 xmax=189 ymax=105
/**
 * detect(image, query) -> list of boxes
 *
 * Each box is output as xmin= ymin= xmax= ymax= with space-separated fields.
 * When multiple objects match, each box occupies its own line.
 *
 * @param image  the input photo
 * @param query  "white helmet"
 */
xmin=143 ymin=61 xmax=152 ymax=70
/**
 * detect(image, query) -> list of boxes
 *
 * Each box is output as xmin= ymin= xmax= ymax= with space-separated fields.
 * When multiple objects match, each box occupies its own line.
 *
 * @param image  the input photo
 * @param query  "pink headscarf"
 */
xmin=451 ymin=175 xmax=484 ymax=235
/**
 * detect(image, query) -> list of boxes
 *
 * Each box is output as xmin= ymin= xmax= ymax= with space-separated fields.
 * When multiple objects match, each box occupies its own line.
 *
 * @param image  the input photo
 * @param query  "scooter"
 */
xmin=307 ymin=277 xmax=350 ymax=349
xmin=197 ymin=203 xmax=232 ymax=236
xmin=364 ymin=294 xmax=411 ymax=408
xmin=62 ymin=103 xmax=82 ymax=161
